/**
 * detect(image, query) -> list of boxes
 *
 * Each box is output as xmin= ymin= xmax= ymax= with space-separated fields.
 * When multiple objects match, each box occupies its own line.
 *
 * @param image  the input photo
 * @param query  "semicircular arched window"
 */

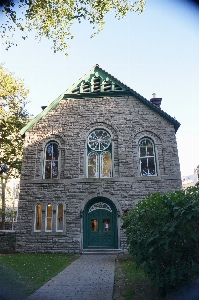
xmin=139 ymin=138 xmax=157 ymax=176
xmin=87 ymin=129 xmax=112 ymax=178
xmin=43 ymin=141 xmax=59 ymax=179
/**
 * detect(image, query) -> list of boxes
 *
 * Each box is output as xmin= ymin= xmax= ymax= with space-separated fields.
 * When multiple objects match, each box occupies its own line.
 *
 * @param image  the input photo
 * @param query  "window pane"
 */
xmin=45 ymin=161 xmax=51 ymax=179
xmin=103 ymin=219 xmax=110 ymax=232
xmin=101 ymin=152 xmax=112 ymax=178
xmin=148 ymin=158 xmax=155 ymax=175
xmin=53 ymin=143 xmax=59 ymax=160
xmin=46 ymin=144 xmax=53 ymax=160
xmin=88 ymin=152 xmax=98 ymax=178
xmin=35 ymin=204 xmax=42 ymax=231
xmin=52 ymin=161 xmax=58 ymax=178
xmin=147 ymin=146 xmax=154 ymax=156
xmin=91 ymin=219 xmax=98 ymax=231
xmin=46 ymin=204 xmax=52 ymax=231
xmin=140 ymin=158 xmax=148 ymax=176
xmin=140 ymin=147 xmax=146 ymax=157
xmin=57 ymin=204 xmax=63 ymax=231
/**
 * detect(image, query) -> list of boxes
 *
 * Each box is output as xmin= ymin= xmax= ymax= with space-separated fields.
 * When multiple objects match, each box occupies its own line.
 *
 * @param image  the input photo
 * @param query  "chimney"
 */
xmin=150 ymin=93 xmax=162 ymax=109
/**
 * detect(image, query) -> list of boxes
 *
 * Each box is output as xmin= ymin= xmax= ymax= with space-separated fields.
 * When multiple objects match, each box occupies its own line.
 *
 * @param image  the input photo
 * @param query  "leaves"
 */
xmin=123 ymin=187 xmax=199 ymax=295
xmin=0 ymin=64 xmax=29 ymax=177
xmin=0 ymin=0 xmax=145 ymax=55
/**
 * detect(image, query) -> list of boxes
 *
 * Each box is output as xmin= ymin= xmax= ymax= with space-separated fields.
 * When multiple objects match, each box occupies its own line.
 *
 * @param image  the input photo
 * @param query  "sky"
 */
xmin=1 ymin=0 xmax=199 ymax=177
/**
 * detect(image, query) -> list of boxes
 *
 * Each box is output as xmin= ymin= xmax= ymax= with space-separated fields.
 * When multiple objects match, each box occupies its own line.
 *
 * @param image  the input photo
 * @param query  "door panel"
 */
xmin=88 ymin=209 xmax=115 ymax=248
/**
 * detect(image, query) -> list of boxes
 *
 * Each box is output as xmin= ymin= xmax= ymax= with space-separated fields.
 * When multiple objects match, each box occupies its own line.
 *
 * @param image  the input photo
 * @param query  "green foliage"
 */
xmin=0 ymin=64 xmax=29 ymax=176
xmin=0 ymin=254 xmax=78 ymax=297
xmin=123 ymin=187 xmax=199 ymax=295
xmin=0 ymin=0 xmax=145 ymax=56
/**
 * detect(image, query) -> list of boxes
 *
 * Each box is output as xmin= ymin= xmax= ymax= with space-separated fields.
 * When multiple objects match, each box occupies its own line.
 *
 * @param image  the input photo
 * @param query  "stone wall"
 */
xmin=0 ymin=231 xmax=16 ymax=254
xmin=16 ymin=95 xmax=182 ymax=253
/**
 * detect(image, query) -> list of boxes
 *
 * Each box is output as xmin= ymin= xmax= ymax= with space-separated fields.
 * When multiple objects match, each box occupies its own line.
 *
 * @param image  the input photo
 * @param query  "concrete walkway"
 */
xmin=27 ymin=255 xmax=116 ymax=300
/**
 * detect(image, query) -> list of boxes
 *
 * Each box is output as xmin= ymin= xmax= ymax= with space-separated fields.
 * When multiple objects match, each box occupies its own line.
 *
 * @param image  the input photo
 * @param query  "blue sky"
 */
xmin=1 ymin=0 xmax=199 ymax=177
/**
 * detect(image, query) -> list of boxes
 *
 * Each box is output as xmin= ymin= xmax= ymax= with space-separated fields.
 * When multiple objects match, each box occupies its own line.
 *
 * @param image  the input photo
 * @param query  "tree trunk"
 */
xmin=0 ymin=176 xmax=6 ymax=230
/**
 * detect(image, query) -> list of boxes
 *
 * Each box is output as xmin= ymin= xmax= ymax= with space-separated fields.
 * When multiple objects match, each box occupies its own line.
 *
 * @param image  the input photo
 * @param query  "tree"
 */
xmin=123 ymin=187 xmax=199 ymax=296
xmin=0 ymin=64 xmax=29 ymax=229
xmin=0 ymin=0 xmax=145 ymax=56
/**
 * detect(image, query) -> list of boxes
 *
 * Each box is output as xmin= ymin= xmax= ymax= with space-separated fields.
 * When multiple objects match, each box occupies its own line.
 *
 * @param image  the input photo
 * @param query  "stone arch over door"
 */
xmin=83 ymin=197 xmax=118 ymax=249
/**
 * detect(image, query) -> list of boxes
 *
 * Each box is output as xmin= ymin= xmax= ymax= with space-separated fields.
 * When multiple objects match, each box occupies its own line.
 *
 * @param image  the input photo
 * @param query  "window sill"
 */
xmin=136 ymin=176 xmax=161 ymax=181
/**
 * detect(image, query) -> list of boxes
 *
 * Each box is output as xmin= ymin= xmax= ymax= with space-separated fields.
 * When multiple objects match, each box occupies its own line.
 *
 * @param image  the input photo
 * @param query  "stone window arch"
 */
xmin=43 ymin=141 xmax=60 ymax=179
xmin=139 ymin=137 xmax=157 ymax=176
xmin=87 ymin=129 xmax=112 ymax=178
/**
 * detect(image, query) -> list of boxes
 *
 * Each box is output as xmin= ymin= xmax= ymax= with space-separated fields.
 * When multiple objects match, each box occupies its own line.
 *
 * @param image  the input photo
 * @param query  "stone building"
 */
xmin=16 ymin=65 xmax=181 ymax=253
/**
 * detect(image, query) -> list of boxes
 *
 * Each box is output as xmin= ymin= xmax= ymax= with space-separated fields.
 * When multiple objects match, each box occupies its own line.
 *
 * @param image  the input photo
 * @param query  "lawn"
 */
xmin=113 ymin=254 xmax=161 ymax=300
xmin=0 ymin=253 xmax=79 ymax=299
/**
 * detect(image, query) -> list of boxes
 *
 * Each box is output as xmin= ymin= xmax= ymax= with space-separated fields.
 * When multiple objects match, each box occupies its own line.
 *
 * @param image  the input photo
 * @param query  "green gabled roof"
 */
xmin=20 ymin=64 xmax=180 ymax=135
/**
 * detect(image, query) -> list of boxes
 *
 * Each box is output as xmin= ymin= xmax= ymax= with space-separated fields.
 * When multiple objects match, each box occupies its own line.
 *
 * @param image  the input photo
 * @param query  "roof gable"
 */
xmin=20 ymin=65 xmax=180 ymax=135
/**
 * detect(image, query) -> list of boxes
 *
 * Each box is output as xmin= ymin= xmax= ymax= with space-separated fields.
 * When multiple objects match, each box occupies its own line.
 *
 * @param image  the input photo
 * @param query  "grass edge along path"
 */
xmin=0 ymin=253 xmax=79 ymax=300
xmin=113 ymin=254 xmax=161 ymax=300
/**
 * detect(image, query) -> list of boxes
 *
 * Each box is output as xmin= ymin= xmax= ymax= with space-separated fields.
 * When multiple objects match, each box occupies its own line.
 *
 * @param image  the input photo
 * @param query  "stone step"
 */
xmin=81 ymin=249 xmax=123 ymax=255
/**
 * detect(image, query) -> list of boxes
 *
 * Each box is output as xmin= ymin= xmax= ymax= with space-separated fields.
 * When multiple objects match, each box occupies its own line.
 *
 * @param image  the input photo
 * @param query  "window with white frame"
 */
xmin=35 ymin=204 xmax=42 ymax=231
xmin=44 ymin=141 xmax=59 ymax=179
xmin=87 ymin=129 xmax=112 ymax=178
xmin=45 ymin=204 xmax=53 ymax=231
xmin=139 ymin=138 xmax=157 ymax=176
xmin=56 ymin=204 xmax=64 ymax=231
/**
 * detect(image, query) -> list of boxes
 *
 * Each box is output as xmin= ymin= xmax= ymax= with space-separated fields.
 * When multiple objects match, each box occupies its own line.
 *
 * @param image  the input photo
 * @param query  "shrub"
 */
xmin=122 ymin=187 xmax=199 ymax=295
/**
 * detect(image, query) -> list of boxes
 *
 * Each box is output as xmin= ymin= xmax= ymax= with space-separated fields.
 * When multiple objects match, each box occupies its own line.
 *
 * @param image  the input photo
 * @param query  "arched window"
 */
xmin=87 ymin=129 xmax=112 ymax=178
xmin=139 ymin=138 xmax=157 ymax=176
xmin=44 ymin=141 xmax=59 ymax=179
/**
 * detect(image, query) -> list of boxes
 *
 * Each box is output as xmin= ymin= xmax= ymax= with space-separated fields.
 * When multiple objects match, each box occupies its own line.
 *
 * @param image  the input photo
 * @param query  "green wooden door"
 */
xmin=83 ymin=197 xmax=118 ymax=249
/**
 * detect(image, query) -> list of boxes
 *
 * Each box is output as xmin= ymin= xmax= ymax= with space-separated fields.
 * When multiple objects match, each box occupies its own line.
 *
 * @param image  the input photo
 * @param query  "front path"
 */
xmin=27 ymin=255 xmax=116 ymax=300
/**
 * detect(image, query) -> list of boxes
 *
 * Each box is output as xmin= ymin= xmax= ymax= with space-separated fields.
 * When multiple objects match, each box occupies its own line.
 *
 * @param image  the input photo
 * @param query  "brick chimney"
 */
xmin=150 ymin=93 xmax=162 ymax=109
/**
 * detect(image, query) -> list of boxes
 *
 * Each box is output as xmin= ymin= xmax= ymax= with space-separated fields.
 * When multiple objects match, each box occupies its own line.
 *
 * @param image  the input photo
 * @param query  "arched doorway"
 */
xmin=83 ymin=197 xmax=118 ymax=249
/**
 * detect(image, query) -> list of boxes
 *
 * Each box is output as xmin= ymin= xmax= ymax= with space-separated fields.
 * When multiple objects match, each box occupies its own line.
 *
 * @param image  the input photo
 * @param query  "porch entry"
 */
xmin=83 ymin=197 xmax=118 ymax=249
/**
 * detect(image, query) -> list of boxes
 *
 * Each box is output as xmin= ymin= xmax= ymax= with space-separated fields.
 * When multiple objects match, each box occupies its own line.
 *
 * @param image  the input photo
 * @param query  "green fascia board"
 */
xmin=20 ymin=93 xmax=64 ymax=135
xmin=20 ymin=65 xmax=180 ymax=135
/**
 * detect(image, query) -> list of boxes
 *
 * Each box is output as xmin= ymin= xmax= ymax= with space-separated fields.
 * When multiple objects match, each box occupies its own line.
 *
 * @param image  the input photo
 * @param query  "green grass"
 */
xmin=0 ymin=253 xmax=79 ymax=298
xmin=118 ymin=255 xmax=160 ymax=300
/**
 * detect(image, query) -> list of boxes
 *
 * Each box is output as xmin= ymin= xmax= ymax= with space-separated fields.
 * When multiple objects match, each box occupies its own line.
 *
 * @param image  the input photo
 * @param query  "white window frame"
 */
xmin=45 ymin=204 xmax=53 ymax=232
xmin=56 ymin=203 xmax=64 ymax=232
xmin=87 ymin=129 xmax=112 ymax=178
xmin=34 ymin=204 xmax=42 ymax=232
xmin=139 ymin=138 xmax=157 ymax=176
xmin=43 ymin=141 xmax=60 ymax=179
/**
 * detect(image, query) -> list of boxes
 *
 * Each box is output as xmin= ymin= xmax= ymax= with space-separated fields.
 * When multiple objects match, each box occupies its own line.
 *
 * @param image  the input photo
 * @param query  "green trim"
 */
xmin=20 ymin=93 xmax=64 ymax=135
xmin=20 ymin=65 xmax=180 ymax=135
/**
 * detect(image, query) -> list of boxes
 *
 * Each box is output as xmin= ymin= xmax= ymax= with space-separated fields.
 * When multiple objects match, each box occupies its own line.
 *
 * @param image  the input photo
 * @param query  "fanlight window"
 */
xmin=139 ymin=138 xmax=157 ymax=176
xmin=44 ymin=142 xmax=59 ymax=179
xmin=87 ymin=129 xmax=112 ymax=178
